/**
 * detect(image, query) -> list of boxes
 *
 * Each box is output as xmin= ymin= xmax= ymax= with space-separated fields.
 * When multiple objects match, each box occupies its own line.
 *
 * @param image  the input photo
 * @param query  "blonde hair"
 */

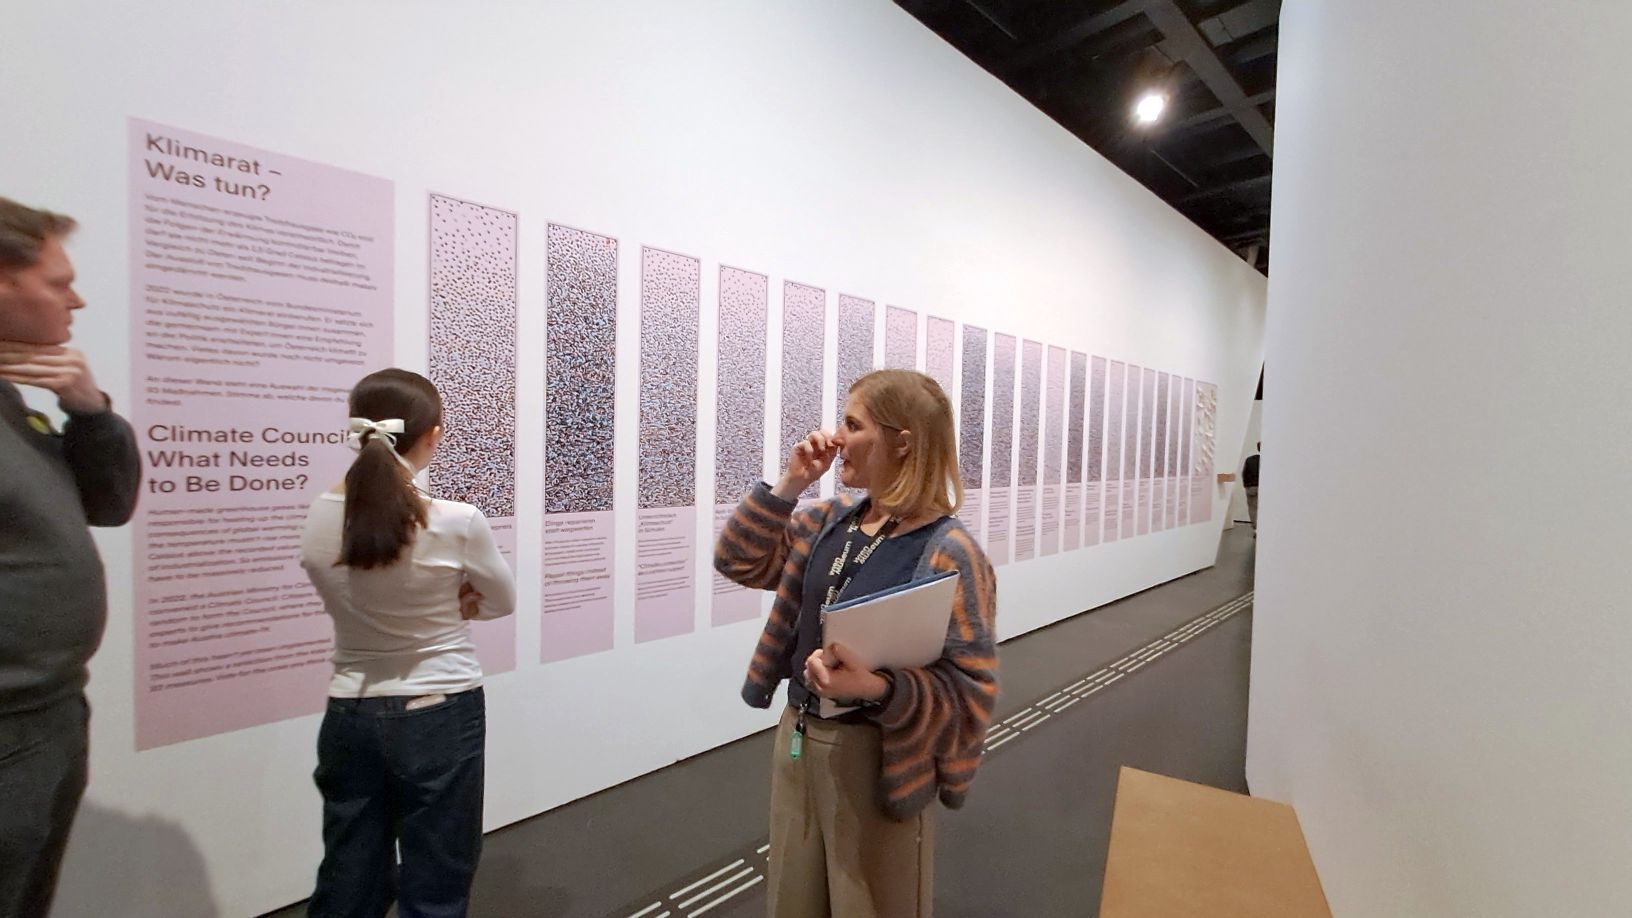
xmin=847 ymin=369 xmax=963 ymax=518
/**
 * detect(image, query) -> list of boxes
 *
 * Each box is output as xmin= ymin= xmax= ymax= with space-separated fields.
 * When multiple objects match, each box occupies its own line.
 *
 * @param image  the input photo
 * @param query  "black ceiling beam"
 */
xmin=1172 ymin=90 xmax=1276 ymax=131
xmin=1002 ymin=0 xmax=1153 ymax=75
xmin=1198 ymin=0 xmax=1281 ymax=46
xmin=1144 ymin=0 xmax=1275 ymax=156
xmin=960 ymin=0 xmax=1020 ymax=41
xmin=1223 ymin=30 xmax=1280 ymax=66
xmin=1177 ymin=172 xmax=1273 ymax=204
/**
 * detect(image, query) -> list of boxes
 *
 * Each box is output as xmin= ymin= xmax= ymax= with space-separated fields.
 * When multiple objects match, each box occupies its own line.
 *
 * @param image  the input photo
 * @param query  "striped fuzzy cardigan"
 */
xmin=715 ymin=481 xmax=999 ymax=820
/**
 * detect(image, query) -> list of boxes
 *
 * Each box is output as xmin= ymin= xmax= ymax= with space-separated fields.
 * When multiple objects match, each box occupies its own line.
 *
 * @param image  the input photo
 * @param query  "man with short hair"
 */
xmin=0 ymin=196 xmax=140 ymax=917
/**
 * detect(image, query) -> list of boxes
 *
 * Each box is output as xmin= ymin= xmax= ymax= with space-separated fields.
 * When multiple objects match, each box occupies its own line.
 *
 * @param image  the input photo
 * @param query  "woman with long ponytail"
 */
xmin=298 ymin=368 xmax=515 ymax=917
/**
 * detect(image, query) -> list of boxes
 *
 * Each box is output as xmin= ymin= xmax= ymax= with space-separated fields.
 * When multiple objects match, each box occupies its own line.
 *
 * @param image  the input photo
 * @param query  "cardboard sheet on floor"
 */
xmin=1099 ymin=767 xmax=1331 ymax=918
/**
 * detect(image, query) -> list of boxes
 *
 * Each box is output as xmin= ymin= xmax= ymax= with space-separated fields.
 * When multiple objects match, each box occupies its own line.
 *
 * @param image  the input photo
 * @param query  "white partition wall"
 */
xmin=0 ymin=2 xmax=1265 ymax=913
xmin=1250 ymin=2 xmax=1632 ymax=916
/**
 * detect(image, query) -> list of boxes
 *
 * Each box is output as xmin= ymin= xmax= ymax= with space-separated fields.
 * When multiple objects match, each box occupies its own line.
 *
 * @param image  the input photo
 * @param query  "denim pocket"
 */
xmin=380 ymin=691 xmax=485 ymax=786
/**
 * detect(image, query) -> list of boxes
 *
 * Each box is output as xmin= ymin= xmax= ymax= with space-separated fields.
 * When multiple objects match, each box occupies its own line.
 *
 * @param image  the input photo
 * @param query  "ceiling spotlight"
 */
xmin=1133 ymin=92 xmax=1166 ymax=125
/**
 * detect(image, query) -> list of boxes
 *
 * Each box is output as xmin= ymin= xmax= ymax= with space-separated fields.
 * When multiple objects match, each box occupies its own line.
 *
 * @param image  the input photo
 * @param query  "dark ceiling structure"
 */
xmin=897 ymin=0 xmax=1278 ymax=273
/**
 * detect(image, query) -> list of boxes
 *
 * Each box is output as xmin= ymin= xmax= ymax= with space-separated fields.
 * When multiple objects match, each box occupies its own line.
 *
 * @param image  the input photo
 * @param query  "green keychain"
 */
xmin=790 ymin=702 xmax=807 ymax=760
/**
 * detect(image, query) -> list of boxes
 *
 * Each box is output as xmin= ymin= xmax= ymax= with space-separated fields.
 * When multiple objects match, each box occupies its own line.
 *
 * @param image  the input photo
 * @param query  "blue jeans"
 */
xmin=309 ymin=687 xmax=485 ymax=918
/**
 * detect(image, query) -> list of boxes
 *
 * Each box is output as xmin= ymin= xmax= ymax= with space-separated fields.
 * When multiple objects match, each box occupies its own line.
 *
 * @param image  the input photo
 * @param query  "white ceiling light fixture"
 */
xmin=1133 ymin=91 xmax=1167 ymax=125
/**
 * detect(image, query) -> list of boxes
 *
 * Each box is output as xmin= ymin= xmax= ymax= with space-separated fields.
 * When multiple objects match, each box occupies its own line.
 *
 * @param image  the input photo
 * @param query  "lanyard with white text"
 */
xmin=791 ymin=509 xmax=900 ymax=761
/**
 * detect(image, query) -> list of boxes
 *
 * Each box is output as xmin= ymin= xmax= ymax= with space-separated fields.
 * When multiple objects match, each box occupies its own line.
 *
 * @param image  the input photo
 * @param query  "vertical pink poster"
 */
xmin=1179 ymin=377 xmax=1195 ymax=525
xmin=987 ymin=333 xmax=1017 ymax=565
xmin=1137 ymin=367 xmax=1156 ymax=536
xmin=1103 ymin=360 xmax=1125 ymax=542
xmin=781 ymin=282 xmax=826 ymax=500
xmin=1120 ymin=364 xmax=1141 ymax=540
xmin=128 ymin=118 xmax=393 ymax=749
xmin=428 ymin=193 xmax=517 ymax=675
xmin=712 ymin=267 xmax=768 ymax=626
xmin=1014 ymin=339 xmax=1042 ymax=561
xmin=1165 ymin=374 xmax=1182 ymax=529
xmin=542 ymin=224 xmax=617 ymax=662
xmin=636 ymin=247 xmax=700 ymax=643
xmin=1085 ymin=355 xmax=1107 ymax=547
xmin=925 ymin=316 xmax=955 ymax=399
xmin=834 ymin=294 xmax=875 ymax=497
xmin=1040 ymin=345 xmax=1066 ymax=556
xmin=1192 ymin=382 xmax=1219 ymax=523
xmin=959 ymin=325 xmax=988 ymax=540
xmin=1063 ymin=351 xmax=1087 ymax=552
xmin=1152 ymin=372 xmax=1171 ymax=532
xmin=885 ymin=305 xmax=917 ymax=369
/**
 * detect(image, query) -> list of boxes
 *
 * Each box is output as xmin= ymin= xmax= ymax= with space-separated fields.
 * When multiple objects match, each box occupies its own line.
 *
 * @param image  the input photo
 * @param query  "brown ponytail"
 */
xmin=338 ymin=369 xmax=442 ymax=569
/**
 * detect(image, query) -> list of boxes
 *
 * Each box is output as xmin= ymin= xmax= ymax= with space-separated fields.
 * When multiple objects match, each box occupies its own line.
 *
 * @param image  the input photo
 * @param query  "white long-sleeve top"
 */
xmin=300 ymin=491 xmax=516 ymax=698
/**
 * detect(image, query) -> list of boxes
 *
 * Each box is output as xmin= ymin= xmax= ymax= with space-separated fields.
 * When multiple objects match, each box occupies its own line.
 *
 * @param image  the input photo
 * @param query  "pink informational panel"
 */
xmin=987 ymin=333 xmax=1017 ymax=565
xmin=925 ymin=316 xmax=955 ymax=399
xmin=1063 ymin=351 xmax=1087 ymax=552
xmin=1165 ymin=373 xmax=1181 ymax=529
xmin=781 ymin=282 xmax=826 ymax=500
xmin=1121 ymin=364 xmax=1141 ymax=540
xmin=635 ymin=247 xmax=700 ymax=644
xmin=542 ymin=223 xmax=618 ymax=662
xmin=1015 ymin=339 xmax=1042 ymax=561
xmin=885 ymin=305 xmax=917 ymax=369
xmin=1153 ymin=371 xmax=1171 ymax=532
xmin=428 ymin=193 xmax=517 ymax=676
xmin=1041 ymin=345 xmax=1066 ymax=556
xmin=834 ymin=294 xmax=875 ymax=497
xmin=1104 ymin=361 xmax=1126 ymax=542
xmin=1193 ymin=381 xmax=1219 ymax=522
xmin=1180 ymin=377 xmax=1195 ymax=525
xmin=128 ymin=117 xmax=394 ymax=749
xmin=712 ymin=267 xmax=769 ymax=626
xmin=1085 ymin=355 xmax=1107 ymax=547
xmin=1137 ymin=367 xmax=1156 ymax=536
xmin=959 ymin=325 xmax=988 ymax=541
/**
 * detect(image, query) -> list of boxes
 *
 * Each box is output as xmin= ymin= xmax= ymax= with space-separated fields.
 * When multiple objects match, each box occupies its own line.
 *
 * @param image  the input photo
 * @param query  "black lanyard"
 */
xmin=792 ymin=507 xmax=900 ymax=761
xmin=822 ymin=510 xmax=901 ymax=610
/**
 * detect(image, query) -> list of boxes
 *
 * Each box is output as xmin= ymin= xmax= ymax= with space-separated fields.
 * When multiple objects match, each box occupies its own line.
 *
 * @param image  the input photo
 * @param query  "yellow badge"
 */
xmin=26 ymin=415 xmax=54 ymax=436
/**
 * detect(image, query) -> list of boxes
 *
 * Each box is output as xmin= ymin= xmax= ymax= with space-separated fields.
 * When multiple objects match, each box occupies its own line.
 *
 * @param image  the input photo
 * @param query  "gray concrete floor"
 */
xmin=264 ymin=527 xmax=1255 ymax=917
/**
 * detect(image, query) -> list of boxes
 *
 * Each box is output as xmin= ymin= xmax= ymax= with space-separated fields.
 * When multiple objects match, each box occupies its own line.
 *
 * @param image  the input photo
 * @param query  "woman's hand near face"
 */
xmin=773 ymin=429 xmax=839 ymax=501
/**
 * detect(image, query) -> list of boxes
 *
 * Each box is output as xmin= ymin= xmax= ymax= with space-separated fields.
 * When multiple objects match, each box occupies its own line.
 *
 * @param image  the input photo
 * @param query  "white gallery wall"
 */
xmin=1251 ymin=2 xmax=1632 ymax=916
xmin=2 ymin=2 xmax=1264 ymax=914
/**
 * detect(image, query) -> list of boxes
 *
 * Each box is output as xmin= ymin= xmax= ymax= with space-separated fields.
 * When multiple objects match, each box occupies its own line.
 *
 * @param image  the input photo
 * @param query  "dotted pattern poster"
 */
xmin=1041 ymin=344 xmax=1067 ymax=557
xmin=541 ymin=223 xmax=617 ymax=663
xmin=1086 ymin=355 xmax=1108 ymax=547
xmin=635 ymin=247 xmax=701 ymax=643
xmin=1106 ymin=360 xmax=1127 ymax=542
xmin=1015 ymin=338 xmax=1043 ymax=562
xmin=834 ymin=294 xmax=875 ymax=497
xmin=711 ymin=266 xmax=769 ymax=627
xmin=959 ymin=325 xmax=988 ymax=539
xmin=988 ymin=333 xmax=1017 ymax=566
xmin=1138 ymin=367 xmax=1157 ymax=537
xmin=780 ymin=282 xmax=826 ymax=500
xmin=885 ymin=305 xmax=917 ymax=370
xmin=1064 ymin=350 xmax=1087 ymax=552
xmin=428 ymin=193 xmax=518 ymax=675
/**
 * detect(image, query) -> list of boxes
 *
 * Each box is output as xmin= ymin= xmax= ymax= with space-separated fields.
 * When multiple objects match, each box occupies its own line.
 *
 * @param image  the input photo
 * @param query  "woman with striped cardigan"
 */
xmin=715 ymin=369 xmax=999 ymax=918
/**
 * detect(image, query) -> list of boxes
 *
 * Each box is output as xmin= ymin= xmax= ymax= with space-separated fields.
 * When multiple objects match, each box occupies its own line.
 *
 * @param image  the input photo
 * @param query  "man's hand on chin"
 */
xmin=0 ymin=342 xmax=107 ymax=414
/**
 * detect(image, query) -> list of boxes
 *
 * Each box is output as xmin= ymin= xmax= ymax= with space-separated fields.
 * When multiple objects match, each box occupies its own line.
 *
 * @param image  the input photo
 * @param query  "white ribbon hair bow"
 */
xmin=345 ymin=417 xmax=406 ymax=451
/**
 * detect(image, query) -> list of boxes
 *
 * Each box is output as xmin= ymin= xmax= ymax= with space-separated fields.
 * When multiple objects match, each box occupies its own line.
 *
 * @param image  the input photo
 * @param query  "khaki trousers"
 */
xmin=768 ymin=707 xmax=934 ymax=918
